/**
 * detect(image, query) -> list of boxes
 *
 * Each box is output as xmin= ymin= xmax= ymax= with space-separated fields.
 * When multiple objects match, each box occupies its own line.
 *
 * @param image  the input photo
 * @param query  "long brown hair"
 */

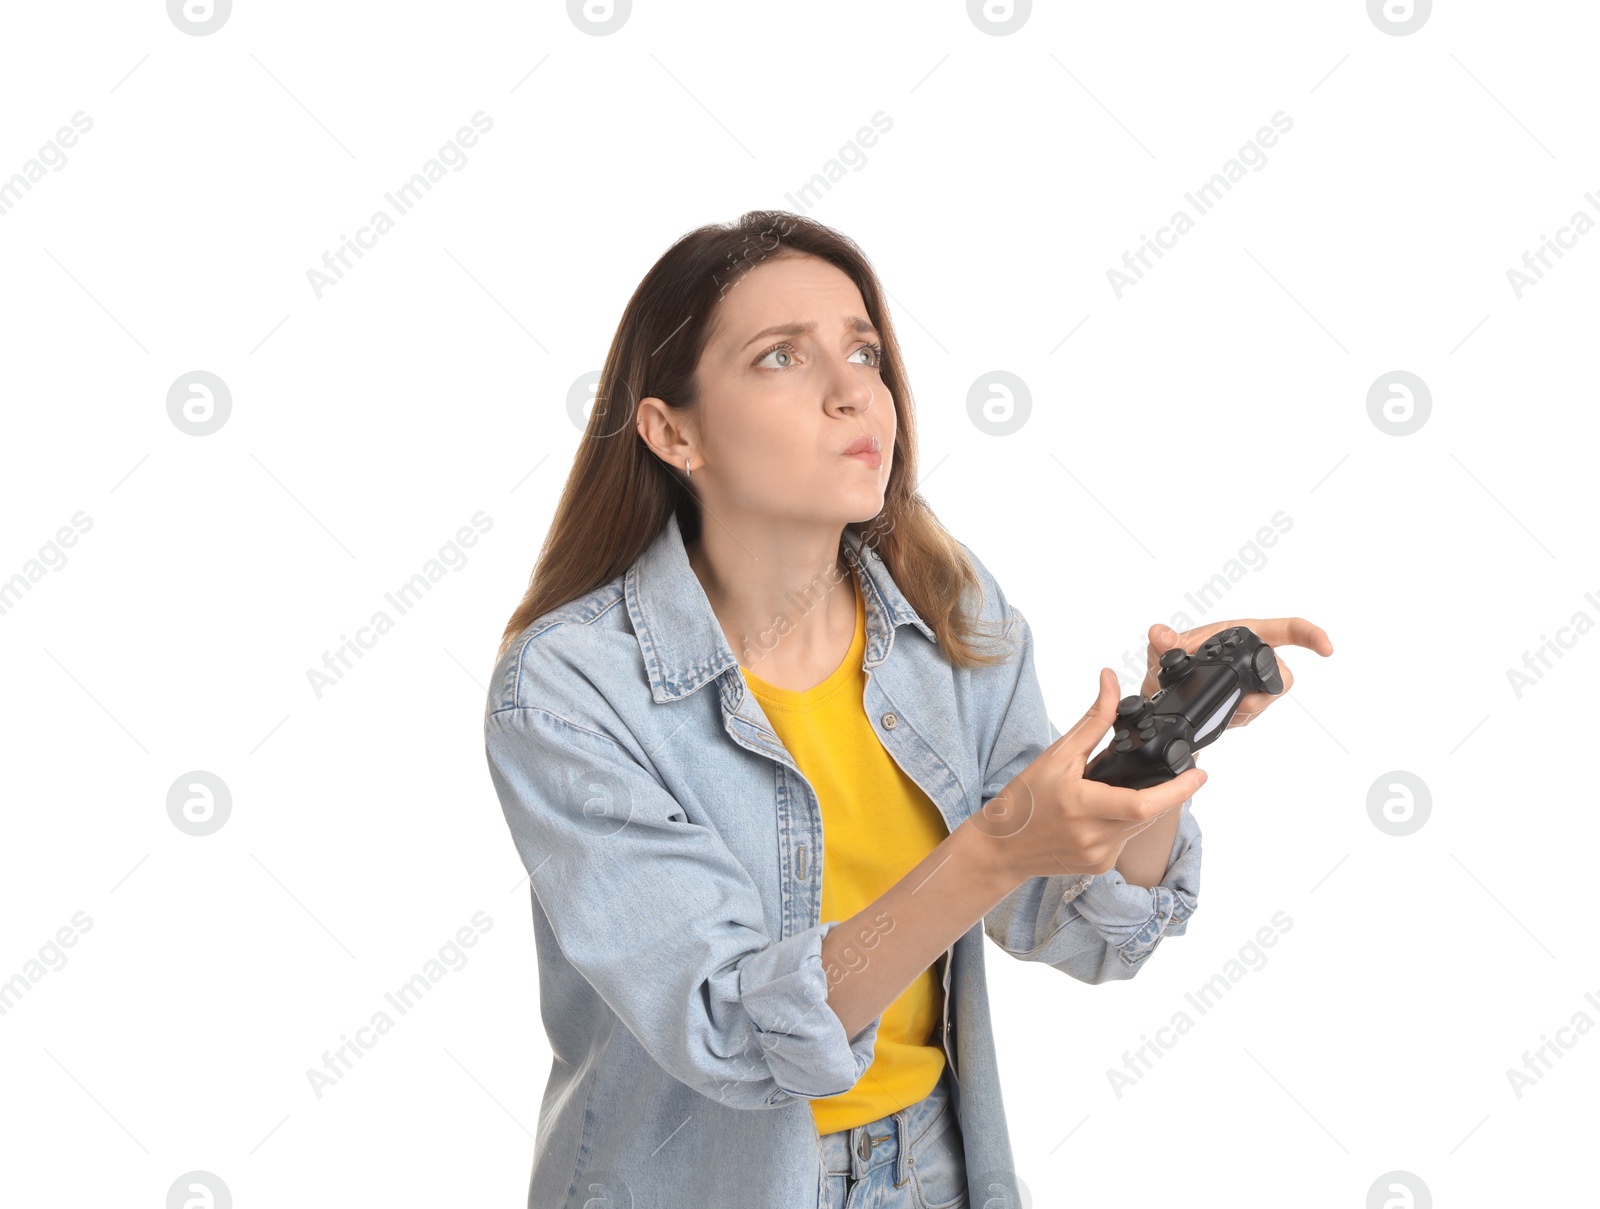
xmin=496 ymin=210 xmax=1013 ymax=669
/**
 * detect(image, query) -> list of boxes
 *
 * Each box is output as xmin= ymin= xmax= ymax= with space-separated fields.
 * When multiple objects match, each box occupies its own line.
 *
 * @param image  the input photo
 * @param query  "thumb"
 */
xmin=1057 ymin=667 xmax=1119 ymax=760
xmin=1149 ymin=622 xmax=1177 ymax=647
xmin=1101 ymin=664 xmax=1121 ymax=708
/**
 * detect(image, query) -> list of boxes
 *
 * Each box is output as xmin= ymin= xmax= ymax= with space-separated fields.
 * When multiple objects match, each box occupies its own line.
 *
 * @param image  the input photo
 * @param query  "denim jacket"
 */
xmin=483 ymin=510 xmax=1202 ymax=1209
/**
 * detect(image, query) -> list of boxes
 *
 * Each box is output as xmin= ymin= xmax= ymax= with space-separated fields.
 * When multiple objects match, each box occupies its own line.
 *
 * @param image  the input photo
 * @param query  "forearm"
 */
xmin=1113 ymin=802 xmax=1186 ymax=888
xmin=822 ymin=816 xmax=1019 ymax=1040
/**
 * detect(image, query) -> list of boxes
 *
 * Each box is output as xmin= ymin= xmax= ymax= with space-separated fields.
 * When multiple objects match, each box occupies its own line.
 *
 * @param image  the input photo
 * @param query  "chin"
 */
xmin=843 ymin=497 xmax=887 ymax=526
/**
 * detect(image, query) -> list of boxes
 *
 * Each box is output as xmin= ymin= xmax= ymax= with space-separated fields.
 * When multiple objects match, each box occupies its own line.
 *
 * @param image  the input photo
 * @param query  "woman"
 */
xmin=483 ymin=210 xmax=1332 ymax=1209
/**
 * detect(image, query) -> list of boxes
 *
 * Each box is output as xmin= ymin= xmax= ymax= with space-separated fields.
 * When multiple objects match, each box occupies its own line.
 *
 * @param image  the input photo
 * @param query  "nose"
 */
xmin=825 ymin=357 xmax=875 ymax=416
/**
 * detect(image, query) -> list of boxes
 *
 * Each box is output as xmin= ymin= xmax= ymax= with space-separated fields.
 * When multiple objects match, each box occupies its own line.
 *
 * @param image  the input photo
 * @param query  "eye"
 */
xmin=752 ymin=339 xmax=886 ymax=371
xmin=854 ymin=342 xmax=885 ymax=369
xmin=754 ymin=341 xmax=799 ymax=370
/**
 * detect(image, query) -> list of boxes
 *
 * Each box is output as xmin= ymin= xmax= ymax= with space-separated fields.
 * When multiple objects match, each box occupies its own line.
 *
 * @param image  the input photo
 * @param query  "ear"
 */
xmin=634 ymin=395 xmax=696 ymax=470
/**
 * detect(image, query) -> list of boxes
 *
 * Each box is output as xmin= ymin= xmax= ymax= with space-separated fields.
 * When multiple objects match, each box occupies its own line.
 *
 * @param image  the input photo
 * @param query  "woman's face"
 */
xmin=680 ymin=252 xmax=895 ymax=531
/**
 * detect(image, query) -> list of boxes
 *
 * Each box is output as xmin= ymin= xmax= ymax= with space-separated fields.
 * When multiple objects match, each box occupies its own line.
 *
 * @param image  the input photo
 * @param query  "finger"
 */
xmin=1163 ymin=617 xmax=1335 ymax=658
xmin=1146 ymin=621 xmax=1184 ymax=655
xmin=1157 ymin=619 xmax=1230 ymax=654
xmin=1148 ymin=622 xmax=1180 ymax=648
xmin=1081 ymin=766 xmax=1208 ymax=821
xmin=1052 ymin=667 xmax=1122 ymax=763
xmin=1250 ymin=616 xmax=1334 ymax=656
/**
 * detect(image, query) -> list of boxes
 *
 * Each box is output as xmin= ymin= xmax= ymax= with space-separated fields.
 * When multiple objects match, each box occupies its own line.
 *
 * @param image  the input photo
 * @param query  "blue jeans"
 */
xmin=817 ymin=1066 xmax=967 ymax=1208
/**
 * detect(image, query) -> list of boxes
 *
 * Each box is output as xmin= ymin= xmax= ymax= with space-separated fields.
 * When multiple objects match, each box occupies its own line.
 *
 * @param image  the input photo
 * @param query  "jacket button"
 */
xmin=882 ymin=713 xmax=897 ymax=730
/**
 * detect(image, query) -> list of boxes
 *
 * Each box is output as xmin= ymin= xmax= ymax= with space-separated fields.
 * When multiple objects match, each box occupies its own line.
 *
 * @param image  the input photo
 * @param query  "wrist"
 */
xmin=952 ymin=812 xmax=1025 ymax=900
xmin=1113 ymin=803 xmax=1186 ymax=889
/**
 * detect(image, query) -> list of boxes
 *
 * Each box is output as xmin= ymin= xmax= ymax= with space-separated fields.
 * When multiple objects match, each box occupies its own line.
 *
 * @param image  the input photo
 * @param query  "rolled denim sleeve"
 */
xmin=964 ymin=571 xmax=1203 ymax=985
xmin=1004 ymin=804 xmax=1202 ymax=983
xmin=738 ymin=919 xmax=881 ymax=1100
xmin=485 ymin=703 xmax=879 ymax=1110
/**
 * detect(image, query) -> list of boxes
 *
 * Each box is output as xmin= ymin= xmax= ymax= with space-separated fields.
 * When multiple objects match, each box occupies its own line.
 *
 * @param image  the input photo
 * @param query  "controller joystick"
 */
xmin=1158 ymin=648 xmax=1195 ymax=681
xmin=1084 ymin=626 xmax=1284 ymax=790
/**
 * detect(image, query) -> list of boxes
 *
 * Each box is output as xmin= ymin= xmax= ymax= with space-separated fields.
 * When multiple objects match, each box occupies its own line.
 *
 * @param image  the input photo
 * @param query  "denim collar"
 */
xmin=625 ymin=510 xmax=936 ymax=704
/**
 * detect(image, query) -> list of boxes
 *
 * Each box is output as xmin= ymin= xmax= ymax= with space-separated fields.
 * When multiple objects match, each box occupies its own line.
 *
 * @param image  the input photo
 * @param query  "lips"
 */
xmin=841 ymin=435 xmax=881 ymax=457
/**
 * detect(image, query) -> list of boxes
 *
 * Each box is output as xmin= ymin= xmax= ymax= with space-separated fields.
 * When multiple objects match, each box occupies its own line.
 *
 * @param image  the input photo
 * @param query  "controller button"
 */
xmin=1163 ymin=738 xmax=1193 ymax=773
xmin=1222 ymin=632 xmax=1242 ymax=647
xmin=1139 ymin=727 xmax=1157 ymax=741
xmin=1116 ymin=694 xmax=1147 ymax=719
xmin=1115 ymin=738 xmax=1133 ymax=752
xmin=1159 ymin=649 xmax=1195 ymax=678
xmin=1114 ymin=728 xmax=1129 ymax=741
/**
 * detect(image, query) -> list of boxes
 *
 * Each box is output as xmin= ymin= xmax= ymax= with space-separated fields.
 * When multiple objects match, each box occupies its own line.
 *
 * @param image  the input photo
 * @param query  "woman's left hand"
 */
xmin=1141 ymin=616 xmax=1334 ymax=729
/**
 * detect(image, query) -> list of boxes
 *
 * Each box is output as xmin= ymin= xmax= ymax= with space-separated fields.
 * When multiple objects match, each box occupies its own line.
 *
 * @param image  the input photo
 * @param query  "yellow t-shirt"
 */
xmin=739 ymin=565 xmax=949 ymax=1134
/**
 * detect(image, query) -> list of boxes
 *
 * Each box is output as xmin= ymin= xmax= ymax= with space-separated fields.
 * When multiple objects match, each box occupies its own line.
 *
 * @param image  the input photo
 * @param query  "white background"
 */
xmin=2 ymin=2 xmax=1594 ymax=1205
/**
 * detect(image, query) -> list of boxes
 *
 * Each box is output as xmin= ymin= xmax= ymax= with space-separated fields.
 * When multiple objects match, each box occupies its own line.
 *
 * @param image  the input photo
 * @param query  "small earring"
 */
xmin=685 ymin=457 xmax=693 ymax=480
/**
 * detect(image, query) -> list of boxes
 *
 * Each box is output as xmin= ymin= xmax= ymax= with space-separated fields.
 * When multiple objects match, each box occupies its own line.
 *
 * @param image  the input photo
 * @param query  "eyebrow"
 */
xmin=740 ymin=315 xmax=880 ymax=351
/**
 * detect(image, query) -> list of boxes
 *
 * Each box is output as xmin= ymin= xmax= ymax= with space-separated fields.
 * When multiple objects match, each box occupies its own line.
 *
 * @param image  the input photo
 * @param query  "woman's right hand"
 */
xmin=966 ymin=667 xmax=1207 ymax=884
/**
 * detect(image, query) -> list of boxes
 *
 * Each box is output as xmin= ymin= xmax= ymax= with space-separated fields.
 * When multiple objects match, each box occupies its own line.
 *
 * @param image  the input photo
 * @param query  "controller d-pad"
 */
xmin=1115 ymin=738 xmax=1133 ymax=752
xmin=1222 ymin=631 xmax=1242 ymax=647
xmin=1114 ymin=728 xmax=1129 ymax=741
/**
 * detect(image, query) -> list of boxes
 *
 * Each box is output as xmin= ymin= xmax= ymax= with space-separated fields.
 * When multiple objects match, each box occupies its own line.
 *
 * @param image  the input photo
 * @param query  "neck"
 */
xmin=685 ymin=521 xmax=858 ymax=670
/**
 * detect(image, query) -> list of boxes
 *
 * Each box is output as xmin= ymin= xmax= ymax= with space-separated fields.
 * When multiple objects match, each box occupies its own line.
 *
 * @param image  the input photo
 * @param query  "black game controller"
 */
xmin=1083 ymin=626 xmax=1284 ymax=790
